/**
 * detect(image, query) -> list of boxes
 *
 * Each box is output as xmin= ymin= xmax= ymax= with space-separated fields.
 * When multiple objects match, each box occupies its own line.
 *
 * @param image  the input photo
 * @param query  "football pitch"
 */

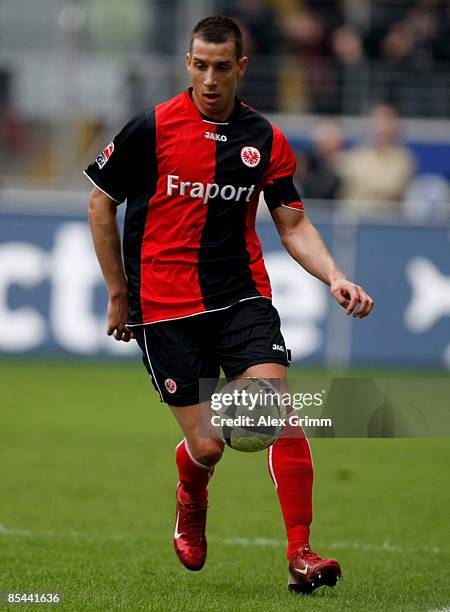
xmin=1 ymin=361 xmax=449 ymax=612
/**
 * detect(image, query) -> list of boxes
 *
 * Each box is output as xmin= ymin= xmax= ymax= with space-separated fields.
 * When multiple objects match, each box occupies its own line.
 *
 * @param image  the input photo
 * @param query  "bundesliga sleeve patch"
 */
xmin=96 ymin=142 xmax=115 ymax=169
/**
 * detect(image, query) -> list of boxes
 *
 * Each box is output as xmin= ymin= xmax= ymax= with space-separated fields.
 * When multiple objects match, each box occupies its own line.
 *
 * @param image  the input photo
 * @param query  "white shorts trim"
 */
xmin=127 ymin=296 xmax=271 ymax=327
xmin=143 ymin=327 xmax=164 ymax=401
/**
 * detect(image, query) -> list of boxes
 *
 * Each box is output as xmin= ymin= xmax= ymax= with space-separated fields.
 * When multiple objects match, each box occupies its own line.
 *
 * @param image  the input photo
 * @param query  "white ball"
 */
xmin=211 ymin=377 xmax=287 ymax=452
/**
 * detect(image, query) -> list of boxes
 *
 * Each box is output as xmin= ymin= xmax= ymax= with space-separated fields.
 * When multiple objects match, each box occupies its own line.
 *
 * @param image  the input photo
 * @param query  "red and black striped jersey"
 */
xmin=84 ymin=89 xmax=303 ymax=325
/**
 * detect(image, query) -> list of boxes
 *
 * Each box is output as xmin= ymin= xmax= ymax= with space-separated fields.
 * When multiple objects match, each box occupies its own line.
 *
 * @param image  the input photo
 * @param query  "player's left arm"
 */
xmin=271 ymin=207 xmax=374 ymax=318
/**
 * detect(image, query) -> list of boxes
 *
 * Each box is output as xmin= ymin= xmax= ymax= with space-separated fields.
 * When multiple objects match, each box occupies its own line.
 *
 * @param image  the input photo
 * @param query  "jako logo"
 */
xmin=167 ymin=175 xmax=255 ymax=204
xmin=272 ymin=344 xmax=285 ymax=352
xmin=205 ymin=131 xmax=227 ymax=142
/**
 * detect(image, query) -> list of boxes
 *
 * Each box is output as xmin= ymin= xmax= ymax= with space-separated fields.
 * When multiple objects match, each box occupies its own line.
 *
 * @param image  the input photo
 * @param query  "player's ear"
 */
xmin=237 ymin=56 xmax=248 ymax=78
xmin=186 ymin=52 xmax=192 ymax=73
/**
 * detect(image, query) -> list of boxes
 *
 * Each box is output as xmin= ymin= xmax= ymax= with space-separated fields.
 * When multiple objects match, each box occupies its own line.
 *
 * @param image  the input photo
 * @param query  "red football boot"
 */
xmin=288 ymin=544 xmax=342 ymax=594
xmin=173 ymin=483 xmax=208 ymax=571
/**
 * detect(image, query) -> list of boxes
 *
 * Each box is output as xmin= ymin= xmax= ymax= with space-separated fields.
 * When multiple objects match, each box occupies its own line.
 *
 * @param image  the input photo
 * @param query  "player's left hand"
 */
xmin=330 ymin=278 xmax=374 ymax=319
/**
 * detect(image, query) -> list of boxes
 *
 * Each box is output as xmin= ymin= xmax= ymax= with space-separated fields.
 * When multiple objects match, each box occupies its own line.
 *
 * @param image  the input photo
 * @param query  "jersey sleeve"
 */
xmin=83 ymin=111 xmax=154 ymax=204
xmin=263 ymin=125 xmax=304 ymax=213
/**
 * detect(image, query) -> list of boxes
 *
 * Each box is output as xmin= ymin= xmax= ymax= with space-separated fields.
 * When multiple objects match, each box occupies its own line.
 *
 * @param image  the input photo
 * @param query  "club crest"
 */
xmin=165 ymin=378 xmax=177 ymax=394
xmin=241 ymin=146 xmax=261 ymax=168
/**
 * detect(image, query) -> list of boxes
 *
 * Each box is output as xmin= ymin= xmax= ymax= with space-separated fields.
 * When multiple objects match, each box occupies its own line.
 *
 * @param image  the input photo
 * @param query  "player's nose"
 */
xmin=204 ymin=68 xmax=217 ymax=87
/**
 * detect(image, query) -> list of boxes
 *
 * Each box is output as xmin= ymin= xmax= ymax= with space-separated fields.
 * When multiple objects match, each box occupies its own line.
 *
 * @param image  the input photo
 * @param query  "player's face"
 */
xmin=187 ymin=38 xmax=248 ymax=121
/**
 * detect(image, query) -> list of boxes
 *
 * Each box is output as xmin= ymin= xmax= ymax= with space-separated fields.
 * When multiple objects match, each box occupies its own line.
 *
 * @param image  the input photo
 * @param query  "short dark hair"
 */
xmin=190 ymin=15 xmax=244 ymax=60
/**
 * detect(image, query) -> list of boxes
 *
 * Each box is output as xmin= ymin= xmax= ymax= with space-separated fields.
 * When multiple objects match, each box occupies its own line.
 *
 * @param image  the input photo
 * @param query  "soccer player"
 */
xmin=85 ymin=15 xmax=374 ymax=594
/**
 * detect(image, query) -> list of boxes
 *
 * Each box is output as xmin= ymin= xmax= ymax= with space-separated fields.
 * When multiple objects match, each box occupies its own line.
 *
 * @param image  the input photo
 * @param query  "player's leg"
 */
xmin=132 ymin=318 xmax=222 ymax=571
xmin=238 ymin=363 xmax=314 ymax=559
xmin=170 ymin=401 xmax=224 ymax=469
xmin=215 ymin=302 xmax=314 ymax=556
xmin=170 ymin=400 xmax=224 ymax=509
xmin=239 ymin=362 xmax=341 ymax=592
xmin=170 ymin=401 xmax=224 ymax=571
xmin=216 ymin=300 xmax=341 ymax=592
xmin=167 ymin=354 xmax=225 ymax=507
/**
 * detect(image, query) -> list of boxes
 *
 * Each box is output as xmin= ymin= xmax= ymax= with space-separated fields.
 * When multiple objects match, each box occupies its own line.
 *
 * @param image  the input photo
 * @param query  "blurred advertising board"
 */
xmin=0 ymin=212 xmax=449 ymax=368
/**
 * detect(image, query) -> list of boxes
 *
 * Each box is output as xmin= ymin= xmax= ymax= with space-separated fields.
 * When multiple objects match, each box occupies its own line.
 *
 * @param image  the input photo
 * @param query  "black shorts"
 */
xmin=133 ymin=298 xmax=290 ymax=407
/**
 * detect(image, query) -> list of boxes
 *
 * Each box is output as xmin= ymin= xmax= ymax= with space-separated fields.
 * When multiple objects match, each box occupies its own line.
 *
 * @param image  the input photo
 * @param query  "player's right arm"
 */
xmin=84 ymin=111 xmax=153 ymax=341
xmin=88 ymin=187 xmax=132 ymax=342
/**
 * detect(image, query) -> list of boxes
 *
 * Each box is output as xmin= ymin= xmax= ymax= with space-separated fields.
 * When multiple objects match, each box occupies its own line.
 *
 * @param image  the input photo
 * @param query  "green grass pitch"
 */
xmin=1 ymin=360 xmax=449 ymax=611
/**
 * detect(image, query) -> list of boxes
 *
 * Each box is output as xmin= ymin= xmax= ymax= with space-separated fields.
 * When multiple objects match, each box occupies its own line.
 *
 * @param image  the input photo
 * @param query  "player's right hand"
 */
xmin=107 ymin=293 xmax=133 ymax=342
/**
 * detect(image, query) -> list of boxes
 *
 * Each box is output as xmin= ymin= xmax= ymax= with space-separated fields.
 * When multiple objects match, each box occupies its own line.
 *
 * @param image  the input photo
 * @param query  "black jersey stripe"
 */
xmin=197 ymin=104 xmax=274 ymax=310
xmin=122 ymin=108 xmax=158 ymax=324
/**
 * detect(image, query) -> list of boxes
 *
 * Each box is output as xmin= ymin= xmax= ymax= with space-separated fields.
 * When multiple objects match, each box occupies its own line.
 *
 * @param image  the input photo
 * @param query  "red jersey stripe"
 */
xmin=140 ymin=94 xmax=217 ymax=322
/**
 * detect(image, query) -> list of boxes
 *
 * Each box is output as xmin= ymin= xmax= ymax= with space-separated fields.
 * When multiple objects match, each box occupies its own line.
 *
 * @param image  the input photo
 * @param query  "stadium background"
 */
xmin=1 ymin=2 xmax=449 ymax=611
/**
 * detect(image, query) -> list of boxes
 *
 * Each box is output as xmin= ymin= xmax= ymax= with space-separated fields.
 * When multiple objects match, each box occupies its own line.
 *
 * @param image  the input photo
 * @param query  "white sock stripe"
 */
xmin=268 ymin=444 xmax=279 ymax=489
xmin=184 ymin=440 xmax=211 ymax=471
xmin=305 ymin=435 xmax=314 ymax=469
xmin=175 ymin=438 xmax=185 ymax=451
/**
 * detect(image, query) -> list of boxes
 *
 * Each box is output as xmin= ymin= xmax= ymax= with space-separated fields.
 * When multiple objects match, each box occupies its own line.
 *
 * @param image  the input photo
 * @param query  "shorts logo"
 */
xmin=96 ymin=142 xmax=114 ymax=169
xmin=272 ymin=343 xmax=285 ymax=352
xmin=165 ymin=378 xmax=177 ymax=394
xmin=241 ymin=146 xmax=261 ymax=168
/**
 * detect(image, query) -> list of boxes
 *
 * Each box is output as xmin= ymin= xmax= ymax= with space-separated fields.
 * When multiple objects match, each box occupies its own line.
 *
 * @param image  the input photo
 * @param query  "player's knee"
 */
xmin=190 ymin=438 xmax=224 ymax=467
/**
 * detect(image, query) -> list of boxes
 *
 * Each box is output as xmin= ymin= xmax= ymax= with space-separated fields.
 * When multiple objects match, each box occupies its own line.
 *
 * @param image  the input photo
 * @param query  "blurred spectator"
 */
xmin=85 ymin=0 xmax=148 ymax=54
xmin=338 ymin=104 xmax=416 ymax=215
xmin=278 ymin=0 xmax=345 ymax=113
xmin=0 ymin=68 xmax=28 ymax=159
xmin=374 ymin=0 xmax=450 ymax=116
xmin=272 ymin=0 xmax=450 ymax=116
xmin=364 ymin=0 xmax=411 ymax=59
xmin=126 ymin=60 xmax=149 ymax=115
xmin=433 ymin=0 xmax=450 ymax=61
xmin=331 ymin=25 xmax=369 ymax=115
xmin=216 ymin=0 xmax=281 ymax=111
xmin=296 ymin=120 xmax=345 ymax=201
xmin=148 ymin=0 xmax=177 ymax=53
